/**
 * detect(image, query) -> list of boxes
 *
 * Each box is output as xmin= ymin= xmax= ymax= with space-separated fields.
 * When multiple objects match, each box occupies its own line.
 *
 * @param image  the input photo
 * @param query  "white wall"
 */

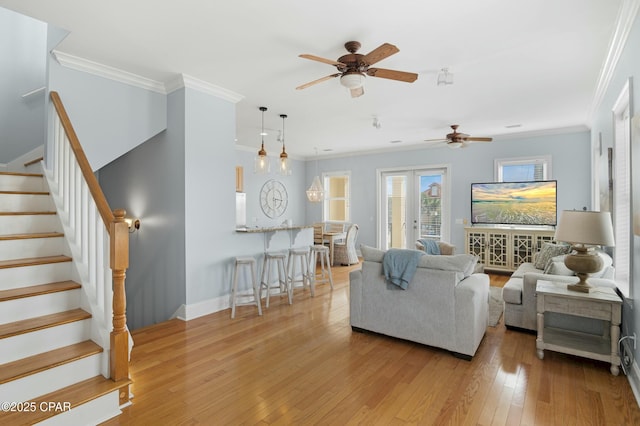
xmin=591 ymin=10 xmax=640 ymax=394
xmin=0 ymin=7 xmax=47 ymax=164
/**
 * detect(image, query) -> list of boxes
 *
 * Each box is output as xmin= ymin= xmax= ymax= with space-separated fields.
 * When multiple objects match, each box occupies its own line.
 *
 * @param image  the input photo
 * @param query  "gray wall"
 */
xmin=0 ymin=7 xmax=47 ymax=163
xmin=591 ymin=11 xmax=640 ymax=386
xmin=99 ymin=91 xmax=187 ymax=328
xmin=305 ymin=131 xmax=592 ymax=252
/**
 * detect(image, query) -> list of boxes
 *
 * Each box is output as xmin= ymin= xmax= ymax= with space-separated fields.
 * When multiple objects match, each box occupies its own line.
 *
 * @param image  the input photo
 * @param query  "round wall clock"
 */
xmin=260 ymin=179 xmax=288 ymax=218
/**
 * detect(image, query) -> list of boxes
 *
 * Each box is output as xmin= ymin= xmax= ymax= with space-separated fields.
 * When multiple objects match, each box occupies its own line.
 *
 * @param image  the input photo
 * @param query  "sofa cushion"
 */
xmin=417 ymin=254 xmax=478 ymax=277
xmin=502 ymin=277 xmax=523 ymax=304
xmin=534 ymin=242 xmax=571 ymax=269
xmin=543 ymin=255 xmax=575 ymax=276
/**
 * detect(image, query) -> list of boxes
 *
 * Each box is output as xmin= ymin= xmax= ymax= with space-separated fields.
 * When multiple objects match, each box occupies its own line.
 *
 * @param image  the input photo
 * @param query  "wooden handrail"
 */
xmin=50 ymin=91 xmax=115 ymax=228
xmin=50 ymin=91 xmax=130 ymax=404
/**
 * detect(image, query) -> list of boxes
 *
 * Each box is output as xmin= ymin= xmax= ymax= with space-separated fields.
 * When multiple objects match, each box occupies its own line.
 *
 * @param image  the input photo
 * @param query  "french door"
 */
xmin=378 ymin=166 xmax=450 ymax=249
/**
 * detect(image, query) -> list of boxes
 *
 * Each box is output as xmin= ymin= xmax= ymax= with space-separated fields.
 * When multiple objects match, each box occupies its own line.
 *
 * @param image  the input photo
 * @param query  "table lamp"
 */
xmin=554 ymin=210 xmax=615 ymax=293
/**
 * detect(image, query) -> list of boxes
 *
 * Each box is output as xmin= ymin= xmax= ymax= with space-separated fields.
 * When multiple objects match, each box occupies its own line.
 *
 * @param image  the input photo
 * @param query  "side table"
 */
xmin=536 ymin=280 xmax=622 ymax=375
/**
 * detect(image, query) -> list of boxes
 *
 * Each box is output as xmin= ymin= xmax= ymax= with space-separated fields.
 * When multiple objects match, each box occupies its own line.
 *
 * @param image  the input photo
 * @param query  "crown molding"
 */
xmin=587 ymin=0 xmax=640 ymax=123
xmin=165 ymin=74 xmax=244 ymax=103
xmin=51 ymin=50 xmax=166 ymax=93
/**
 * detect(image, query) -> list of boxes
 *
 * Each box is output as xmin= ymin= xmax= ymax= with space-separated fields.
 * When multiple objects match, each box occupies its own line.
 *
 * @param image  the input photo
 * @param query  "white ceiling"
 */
xmin=0 ymin=0 xmax=624 ymax=159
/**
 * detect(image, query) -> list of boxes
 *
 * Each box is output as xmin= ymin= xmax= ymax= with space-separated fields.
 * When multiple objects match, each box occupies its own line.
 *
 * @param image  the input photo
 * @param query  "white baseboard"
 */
xmin=628 ymin=359 xmax=640 ymax=408
xmin=172 ymin=295 xmax=230 ymax=321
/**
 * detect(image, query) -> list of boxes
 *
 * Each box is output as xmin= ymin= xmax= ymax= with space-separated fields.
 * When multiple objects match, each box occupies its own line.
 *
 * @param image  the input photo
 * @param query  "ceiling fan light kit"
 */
xmin=254 ymin=106 xmax=270 ymax=174
xmin=437 ymin=67 xmax=454 ymax=86
xmin=297 ymin=41 xmax=418 ymax=98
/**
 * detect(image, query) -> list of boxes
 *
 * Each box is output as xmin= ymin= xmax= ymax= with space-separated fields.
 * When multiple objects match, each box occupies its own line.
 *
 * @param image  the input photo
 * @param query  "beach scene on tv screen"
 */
xmin=471 ymin=181 xmax=556 ymax=225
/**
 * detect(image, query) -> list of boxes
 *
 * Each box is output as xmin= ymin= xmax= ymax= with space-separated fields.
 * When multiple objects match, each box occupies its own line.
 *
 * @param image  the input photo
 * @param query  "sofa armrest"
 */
xmin=454 ymin=273 xmax=490 ymax=357
xmin=349 ymin=269 xmax=363 ymax=326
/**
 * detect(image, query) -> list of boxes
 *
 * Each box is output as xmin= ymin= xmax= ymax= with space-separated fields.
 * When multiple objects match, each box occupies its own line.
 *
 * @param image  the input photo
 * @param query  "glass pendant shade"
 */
xmin=254 ymin=106 xmax=270 ymax=173
xmin=306 ymin=175 xmax=325 ymax=202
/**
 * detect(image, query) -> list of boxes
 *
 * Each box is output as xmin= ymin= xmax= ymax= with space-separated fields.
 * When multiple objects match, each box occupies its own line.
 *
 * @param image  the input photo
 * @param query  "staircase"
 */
xmin=0 ymin=170 xmax=129 ymax=424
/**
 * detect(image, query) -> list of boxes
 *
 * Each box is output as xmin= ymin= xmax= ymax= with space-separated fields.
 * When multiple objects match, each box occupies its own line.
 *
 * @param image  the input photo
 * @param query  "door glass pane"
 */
xmin=386 ymin=175 xmax=407 ymax=249
xmin=418 ymin=173 xmax=442 ymax=241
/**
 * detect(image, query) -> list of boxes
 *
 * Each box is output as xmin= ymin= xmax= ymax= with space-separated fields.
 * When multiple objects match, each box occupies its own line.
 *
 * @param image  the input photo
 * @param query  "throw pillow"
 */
xmin=534 ymin=242 xmax=571 ymax=270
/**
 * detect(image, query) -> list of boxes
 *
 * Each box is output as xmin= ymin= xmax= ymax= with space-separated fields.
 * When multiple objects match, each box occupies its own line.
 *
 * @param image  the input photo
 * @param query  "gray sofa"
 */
xmin=349 ymin=246 xmax=489 ymax=359
xmin=503 ymin=247 xmax=615 ymax=331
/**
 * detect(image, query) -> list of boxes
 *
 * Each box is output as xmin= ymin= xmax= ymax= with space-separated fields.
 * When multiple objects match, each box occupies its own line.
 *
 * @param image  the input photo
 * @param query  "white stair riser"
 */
xmin=0 ymin=353 xmax=102 ymax=404
xmin=0 ymin=175 xmax=45 ymax=192
xmin=0 ymin=319 xmax=91 ymax=365
xmin=0 ymin=262 xmax=72 ymax=291
xmin=0 ymin=237 xmax=67 ymax=261
xmin=0 ymin=215 xmax=62 ymax=234
xmin=0 ymin=193 xmax=54 ymax=212
xmin=0 ymin=289 xmax=80 ymax=324
xmin=36 ymin=390 xmax=121 ymax=426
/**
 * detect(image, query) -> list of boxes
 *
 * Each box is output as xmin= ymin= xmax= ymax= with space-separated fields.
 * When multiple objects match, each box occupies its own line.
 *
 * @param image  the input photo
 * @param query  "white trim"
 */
xmin=51 ymin=50 xmax=166 ymax=93
xmin=587 ymin=0 xmax=640 ymax=124
xmin=629 ymin=359 xmax=640 ymax=409
xmin=165 ymin=74 xmax=244 ymax=103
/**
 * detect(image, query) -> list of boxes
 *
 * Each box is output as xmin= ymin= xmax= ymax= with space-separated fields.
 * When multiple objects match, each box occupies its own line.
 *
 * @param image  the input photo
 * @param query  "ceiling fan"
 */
xmin=424 ymin=125 xmax=493 ymax=148
xmin=296 ymin=41 xmax=418 ymax=98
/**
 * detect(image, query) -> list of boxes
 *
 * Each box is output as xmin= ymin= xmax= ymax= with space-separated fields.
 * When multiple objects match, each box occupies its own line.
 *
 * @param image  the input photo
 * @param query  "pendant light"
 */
xmin=277 ymin=114 xmax=291 ymax=176
xmin=306 ymin=148 xmax=325 ymax=202
xmin=254 ymin=106 xmax=270 ymax=173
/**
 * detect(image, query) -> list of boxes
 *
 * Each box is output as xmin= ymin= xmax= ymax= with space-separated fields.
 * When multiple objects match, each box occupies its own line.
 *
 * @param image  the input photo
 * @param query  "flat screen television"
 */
xmin=471 ymin=180 xmax=557 ymax=226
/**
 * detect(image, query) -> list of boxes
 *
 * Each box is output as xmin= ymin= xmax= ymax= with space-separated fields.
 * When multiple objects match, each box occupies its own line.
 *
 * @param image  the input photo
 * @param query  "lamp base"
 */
xmin=567 ymin=274 xmax=594 ymax=293
xmin=564 ymin=246 xmax=602 ymax=293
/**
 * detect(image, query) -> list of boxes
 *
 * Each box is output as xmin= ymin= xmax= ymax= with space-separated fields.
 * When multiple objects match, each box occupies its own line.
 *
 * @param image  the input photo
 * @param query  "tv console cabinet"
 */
xmin=465 ymin=226 xmax=556 ymax=272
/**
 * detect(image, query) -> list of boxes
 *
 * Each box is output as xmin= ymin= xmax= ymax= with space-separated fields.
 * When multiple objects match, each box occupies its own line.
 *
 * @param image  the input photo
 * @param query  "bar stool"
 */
xmin=260 ymin=251 xmax=290 ymax=308
xmin=288 ymin=247 xmax=313 ymax=298
xmin=230 ymin=256 xmax=262 ymax=319
xmin=309 ymin=244 xmax=333 ymax=290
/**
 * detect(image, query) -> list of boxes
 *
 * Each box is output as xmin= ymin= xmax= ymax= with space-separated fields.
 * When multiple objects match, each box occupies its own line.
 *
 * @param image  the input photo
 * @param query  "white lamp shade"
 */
xmin=340 ymin=73 xmax=365 ymax=89
xmin=555 ymin=210 xmax=615 ymax=246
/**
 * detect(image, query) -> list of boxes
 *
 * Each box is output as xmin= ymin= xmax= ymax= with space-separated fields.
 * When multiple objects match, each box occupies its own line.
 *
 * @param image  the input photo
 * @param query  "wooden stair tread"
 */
xmin=0 ymin=375 xmax=131 ymax=425
xmin=0 ymin=211 xmax=56 ymax=216
xmin=0 ymin=171 xmax=43 ymax=177
xmin=0 ymin=232 xmax=64 ymax=241
xmin=0 ymin=308 xmax=91 ymax=339
xmin=0 ymin=190 xmax=50 ymax=195
xmin=0 ymin=340 xmax=103 ymax=384
xmin=0 ymin=280 xmax=81 ymax=302
xmin=0 ymin=254 xmax=72 ymax=269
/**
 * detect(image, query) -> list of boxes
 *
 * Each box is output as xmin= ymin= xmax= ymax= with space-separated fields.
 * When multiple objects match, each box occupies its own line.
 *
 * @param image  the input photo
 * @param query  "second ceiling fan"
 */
xmin=296 ymin=41 xmax=418 ymax=98
xmin=425 ymin=125 xmax=493 ymax=148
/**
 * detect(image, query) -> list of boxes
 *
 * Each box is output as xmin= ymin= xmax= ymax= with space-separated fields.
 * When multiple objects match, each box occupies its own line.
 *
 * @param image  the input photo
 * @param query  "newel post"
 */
xmin=110 ymin=209 xmax=130 ymax=395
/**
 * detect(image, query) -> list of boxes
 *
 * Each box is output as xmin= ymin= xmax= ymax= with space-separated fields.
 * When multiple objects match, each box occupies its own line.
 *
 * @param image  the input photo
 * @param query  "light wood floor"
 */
xmin=102 ymin=264 xmax=640 ymax=425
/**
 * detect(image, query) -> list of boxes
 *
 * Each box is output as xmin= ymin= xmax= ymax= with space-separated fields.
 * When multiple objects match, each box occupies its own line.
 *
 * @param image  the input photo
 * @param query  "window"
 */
xmin=495 ymin=156 xmax=552 ymax=182
xmin=612 ymin=79 xmax=632 ymax=297
xmin=323 ymin=172 xmax=350 ymax=222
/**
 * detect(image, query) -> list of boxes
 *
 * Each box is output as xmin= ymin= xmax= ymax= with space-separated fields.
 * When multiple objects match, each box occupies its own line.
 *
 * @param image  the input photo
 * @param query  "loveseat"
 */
xmin=503 ymin=242 xmax=616 ymax=331
xmin=349 ymin=245 xmax=489 ymax=359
